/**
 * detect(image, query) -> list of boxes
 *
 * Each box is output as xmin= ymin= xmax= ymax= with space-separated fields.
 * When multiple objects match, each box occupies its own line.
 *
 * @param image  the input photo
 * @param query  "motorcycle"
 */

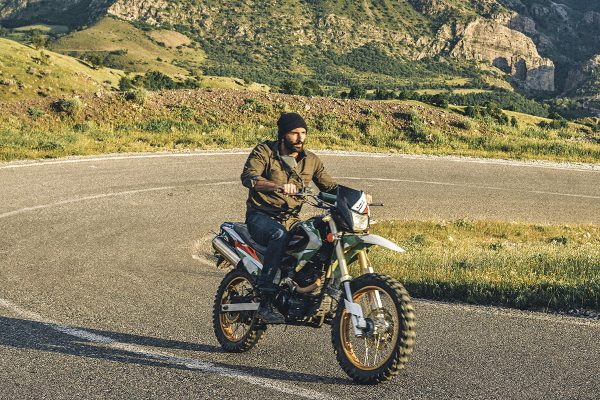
xmin=211 ymin=185 xmax=416 ymax=384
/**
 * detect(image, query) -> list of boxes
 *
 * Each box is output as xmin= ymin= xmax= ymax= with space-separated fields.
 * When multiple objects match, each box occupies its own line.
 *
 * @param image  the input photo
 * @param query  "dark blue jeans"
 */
xmin=246 ymin=212 xmax=290 ymax=294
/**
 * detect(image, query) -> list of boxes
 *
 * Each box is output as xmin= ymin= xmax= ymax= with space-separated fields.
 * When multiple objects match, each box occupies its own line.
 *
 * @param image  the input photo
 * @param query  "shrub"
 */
xmin=394 ymin=111 xmax=420 ymax=122
xmin=73 ymin=121 xmax=95 ymax=132
xmin=539 ymin=119 xmax=569 ymax=130
xmin=51 ymin=98 xmax=82 ymax=116
xmin=123 ymin=88 xmax=148 ymax=105
xmin=119 ymin=76 xmax=136 ymax=91
xmin=315 ymin=113 xmax=338 ymax=131
xmin=404 ymin=114 xmax=429 ymax=143
xmin=27 ymin=107 xmax=44 ymax=119
xmin=239 ymin=98 xmax=268 ymax=113
xmin=450 ymin=120 xmax=472 ymax=130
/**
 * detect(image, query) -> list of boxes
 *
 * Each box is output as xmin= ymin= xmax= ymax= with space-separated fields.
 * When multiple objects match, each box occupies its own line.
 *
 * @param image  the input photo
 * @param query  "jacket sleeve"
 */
xmin=241 ymin=145 xmax=268 ymax=189
xmin=312 ymin=157 xmax=338 ymax=194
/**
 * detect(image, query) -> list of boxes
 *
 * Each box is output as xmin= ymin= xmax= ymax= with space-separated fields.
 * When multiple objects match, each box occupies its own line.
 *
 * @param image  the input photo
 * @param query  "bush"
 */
xmin=539 ymin=118 xmax=569 ymax=130
xmin=51 ymin=98 xmax=82 ymax=116
xmin=404 ymin=114 xmax=430 ymax=143
xmin=119 ymin=76 xmax=136 ymax=91
xmin=27 ymin=107 xmax=44 ymax=119
xmin=123 ymin=88 xmax=148 ymax=105
xmin=239 ymin=98 xmax=268 ymax=113
xmin=450 ymin=120 xmax=472 ymax=130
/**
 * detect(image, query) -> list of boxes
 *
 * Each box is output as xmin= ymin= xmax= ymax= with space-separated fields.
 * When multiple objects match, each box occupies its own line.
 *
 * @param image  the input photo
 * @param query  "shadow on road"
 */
xmin=0 ymin=316 xmax=350 ymax=385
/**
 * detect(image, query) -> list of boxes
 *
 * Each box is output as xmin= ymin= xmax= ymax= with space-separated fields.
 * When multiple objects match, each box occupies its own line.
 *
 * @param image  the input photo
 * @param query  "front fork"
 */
xmin=326 ymin=216 xmax=382 ymax=337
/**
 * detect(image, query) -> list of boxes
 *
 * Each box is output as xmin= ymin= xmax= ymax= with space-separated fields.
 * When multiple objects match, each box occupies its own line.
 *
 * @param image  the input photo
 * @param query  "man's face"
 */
xmin=283 ymin=128 xmax=307 ymax=153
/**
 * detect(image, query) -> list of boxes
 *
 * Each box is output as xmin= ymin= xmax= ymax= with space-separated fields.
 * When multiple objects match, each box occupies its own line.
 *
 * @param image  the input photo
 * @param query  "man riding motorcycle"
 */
xmin=240 ymin=112 xmax=338 ymax=324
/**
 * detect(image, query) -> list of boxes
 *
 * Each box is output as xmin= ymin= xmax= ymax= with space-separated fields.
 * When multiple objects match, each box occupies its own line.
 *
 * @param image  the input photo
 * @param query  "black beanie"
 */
xmin=277 ymin=112 xmax=307 ymax=138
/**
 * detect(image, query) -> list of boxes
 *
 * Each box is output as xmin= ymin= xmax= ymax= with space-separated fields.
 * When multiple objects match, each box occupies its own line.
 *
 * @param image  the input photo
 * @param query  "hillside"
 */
xmin=0 ymin=0 xmax=598 ymax=117
xmin=0 ymin=37 xmax=121 ymax=99
xmin=50 ymin=16 xmax=205 ymax=77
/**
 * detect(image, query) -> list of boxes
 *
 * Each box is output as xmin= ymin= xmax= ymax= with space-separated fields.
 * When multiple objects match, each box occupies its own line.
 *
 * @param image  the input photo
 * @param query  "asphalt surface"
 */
xmin=1 ymin=151 xmax=599 ymax=400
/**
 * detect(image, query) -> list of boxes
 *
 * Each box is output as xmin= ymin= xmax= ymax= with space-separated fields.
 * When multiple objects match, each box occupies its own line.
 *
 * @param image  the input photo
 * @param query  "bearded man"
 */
xmin=240 ymin=112 xmax=338 ymax=323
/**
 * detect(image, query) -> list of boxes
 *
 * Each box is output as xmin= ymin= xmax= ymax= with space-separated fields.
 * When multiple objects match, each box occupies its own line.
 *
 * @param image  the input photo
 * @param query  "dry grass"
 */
xmin=369 ymin=220 xmax=600 ymax=311
xmin=50 ymin=16 xmax=205 ymax=76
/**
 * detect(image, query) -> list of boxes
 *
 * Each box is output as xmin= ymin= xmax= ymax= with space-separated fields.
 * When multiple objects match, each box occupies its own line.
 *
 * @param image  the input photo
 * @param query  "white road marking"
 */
xmin=0 ymin=181 xmax=238 ymax=220
xmin=1 ymin=150 xmax=598 ymax=172
xmin=339 ymin=176 xmax=600 ymax=200
xmin=0 ymin=151 xmax=250 ymax=170
xmin=0 ymin=297 xmax=336 ymax=400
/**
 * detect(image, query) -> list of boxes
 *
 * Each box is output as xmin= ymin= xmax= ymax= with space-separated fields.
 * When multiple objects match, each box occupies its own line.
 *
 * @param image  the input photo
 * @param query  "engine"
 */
xmin=275 ymin=259 xmax=325 ymax=320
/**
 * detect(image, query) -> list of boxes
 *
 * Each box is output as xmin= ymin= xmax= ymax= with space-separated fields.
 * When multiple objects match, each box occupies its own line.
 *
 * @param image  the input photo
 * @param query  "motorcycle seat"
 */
xmin=232 ymin=223 xmax=268 ymax=255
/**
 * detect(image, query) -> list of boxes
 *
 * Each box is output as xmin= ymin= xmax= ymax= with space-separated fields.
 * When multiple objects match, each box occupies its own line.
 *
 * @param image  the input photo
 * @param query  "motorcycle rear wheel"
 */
xmin=331 ymin=273 xmax=416 ymax=384
xmin=213 ymin=268 xmax=266 ymax=352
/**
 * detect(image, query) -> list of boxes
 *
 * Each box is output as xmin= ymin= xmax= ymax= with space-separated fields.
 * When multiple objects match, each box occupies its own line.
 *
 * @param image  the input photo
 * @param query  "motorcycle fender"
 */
xmin=242 ymin=257 xmax=262 ymax=276
xmin=359 ymin=234 xmax=405 ymax=253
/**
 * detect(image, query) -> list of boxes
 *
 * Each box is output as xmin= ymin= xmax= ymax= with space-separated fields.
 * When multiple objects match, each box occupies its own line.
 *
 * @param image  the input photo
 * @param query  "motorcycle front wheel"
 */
xmin=331 ymin=273 xmax=416 ymax=384
xmin=213 ymin=268 xmax=266 ymax=352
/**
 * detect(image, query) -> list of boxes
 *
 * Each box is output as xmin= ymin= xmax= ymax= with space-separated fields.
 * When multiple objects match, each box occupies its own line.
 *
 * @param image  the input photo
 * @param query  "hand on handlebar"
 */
xmin=278 ymin=183 xmax=298 ymax=195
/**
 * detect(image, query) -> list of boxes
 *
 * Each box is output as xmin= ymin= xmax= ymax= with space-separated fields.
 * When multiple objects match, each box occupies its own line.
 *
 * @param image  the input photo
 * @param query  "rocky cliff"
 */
xmin=447 ymin=19 xmax=554 ymax=91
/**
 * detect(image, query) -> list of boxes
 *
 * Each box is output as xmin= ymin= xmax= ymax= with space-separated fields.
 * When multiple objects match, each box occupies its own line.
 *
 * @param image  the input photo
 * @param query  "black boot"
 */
xmin=257 ymin=293 xmax=285 ymax=324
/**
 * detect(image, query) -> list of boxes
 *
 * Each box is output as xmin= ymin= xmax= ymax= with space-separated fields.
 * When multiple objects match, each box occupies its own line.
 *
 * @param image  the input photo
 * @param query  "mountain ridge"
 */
xmin=0 ymin=0 xmax=598 ymax=108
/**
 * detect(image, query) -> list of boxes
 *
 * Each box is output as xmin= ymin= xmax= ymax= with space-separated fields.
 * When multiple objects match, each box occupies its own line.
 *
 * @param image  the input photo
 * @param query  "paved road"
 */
xmin=1 ymin=151 xmax=599 ymax=400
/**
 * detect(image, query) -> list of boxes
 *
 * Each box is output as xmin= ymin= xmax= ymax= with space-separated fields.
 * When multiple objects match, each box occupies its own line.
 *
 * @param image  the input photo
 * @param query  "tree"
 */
xmin=431 ymin=93 xmax=449 ymax=108
xmin=31 ymin=32 xmax=47 ymax=49
xmin=348 ymin=85 xmax=367 ymax=99
xmin=280 ymin=80 xmax=303 ymax=95
xmin=301 ymin=80 xmax=323 ymax=97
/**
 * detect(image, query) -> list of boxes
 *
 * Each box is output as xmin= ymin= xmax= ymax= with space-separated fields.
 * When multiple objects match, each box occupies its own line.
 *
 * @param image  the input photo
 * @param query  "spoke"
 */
xmin=374 ymin=335 xmax=381 ymax=365
xmin=232 ymin=322 xmax=243 ymax=338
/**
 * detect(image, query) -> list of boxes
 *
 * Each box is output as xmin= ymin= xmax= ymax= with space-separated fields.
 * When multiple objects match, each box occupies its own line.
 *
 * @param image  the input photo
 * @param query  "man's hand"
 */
xmin=281 ymin=183 xmax=298 ymax=195
xmin=366 ymin=193 xmax=373 ymax=204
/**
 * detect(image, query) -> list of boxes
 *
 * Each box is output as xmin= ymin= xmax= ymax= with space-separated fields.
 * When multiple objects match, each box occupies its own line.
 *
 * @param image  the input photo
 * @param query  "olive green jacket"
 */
xmin=241 ymin=140 xmax=337 ymax=226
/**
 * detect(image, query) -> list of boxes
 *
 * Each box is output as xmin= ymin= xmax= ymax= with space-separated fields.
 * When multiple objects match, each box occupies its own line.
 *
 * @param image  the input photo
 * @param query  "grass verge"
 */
xmin=368 ymin=220 xmax=600 ymax=312
xmin=0 ymin=90 xmax=598 ymax=163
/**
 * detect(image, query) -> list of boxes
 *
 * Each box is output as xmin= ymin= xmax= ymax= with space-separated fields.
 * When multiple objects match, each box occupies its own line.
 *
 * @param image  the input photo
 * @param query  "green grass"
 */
xmin=0 ymin=93 xmax=598 ymax=163
xmin=368 ymin=220 xmax=600 ymax=311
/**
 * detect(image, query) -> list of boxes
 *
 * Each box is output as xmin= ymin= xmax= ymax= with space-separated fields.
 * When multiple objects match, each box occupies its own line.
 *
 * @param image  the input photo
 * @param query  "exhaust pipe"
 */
xmin=212 ymin=237 xmax=241 ymax=267
xmin=295 ymin=277 xmax=322 ymax=294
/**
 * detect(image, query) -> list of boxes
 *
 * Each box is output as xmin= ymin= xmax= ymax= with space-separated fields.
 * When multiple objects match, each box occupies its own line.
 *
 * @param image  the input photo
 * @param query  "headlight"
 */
xmin=352 ymin=211 xmax=370 ymax=232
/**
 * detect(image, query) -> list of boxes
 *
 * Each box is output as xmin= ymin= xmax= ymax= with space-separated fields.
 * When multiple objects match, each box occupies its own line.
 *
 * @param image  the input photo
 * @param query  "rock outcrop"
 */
xmin=564 ymin=55 xmax=600 ymax=96
xmin=422 ymin=19 xmax=555 ymax=91
xmin=451 ymin=20 xmax=554 ymax=91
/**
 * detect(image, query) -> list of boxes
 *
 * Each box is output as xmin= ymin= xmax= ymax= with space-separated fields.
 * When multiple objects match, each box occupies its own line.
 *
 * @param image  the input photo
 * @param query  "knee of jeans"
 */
xmin=270 ymin=228 xmax=288 ymax=242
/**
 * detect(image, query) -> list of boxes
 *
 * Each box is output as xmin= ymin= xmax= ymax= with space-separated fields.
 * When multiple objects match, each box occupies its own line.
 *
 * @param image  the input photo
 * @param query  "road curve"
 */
xmin=0 ymin=151 xmax=599 ymax=400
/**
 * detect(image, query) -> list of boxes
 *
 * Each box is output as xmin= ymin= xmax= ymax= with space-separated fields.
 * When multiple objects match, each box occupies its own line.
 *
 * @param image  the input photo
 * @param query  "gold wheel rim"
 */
xmin=220 ymin=276 xmax=256 ymax=342
xmin=340 ymin=285 xmax=399 ymax=371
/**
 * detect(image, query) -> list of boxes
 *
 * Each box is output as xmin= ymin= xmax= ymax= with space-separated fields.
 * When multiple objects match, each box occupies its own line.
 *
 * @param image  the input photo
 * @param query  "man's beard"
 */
xmin=283 ymin=136 xmax=304 ymax=153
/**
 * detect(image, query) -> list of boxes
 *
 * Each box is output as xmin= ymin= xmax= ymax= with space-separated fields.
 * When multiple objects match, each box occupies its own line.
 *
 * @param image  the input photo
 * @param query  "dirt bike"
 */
xmin=211 ymin=185 xmax=416 ymax=384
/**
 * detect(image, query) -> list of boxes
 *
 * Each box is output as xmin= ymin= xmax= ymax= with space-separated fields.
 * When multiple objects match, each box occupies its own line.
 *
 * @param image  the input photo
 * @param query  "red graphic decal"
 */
xmin=234 ymin=240 xmax=260 ymax=262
